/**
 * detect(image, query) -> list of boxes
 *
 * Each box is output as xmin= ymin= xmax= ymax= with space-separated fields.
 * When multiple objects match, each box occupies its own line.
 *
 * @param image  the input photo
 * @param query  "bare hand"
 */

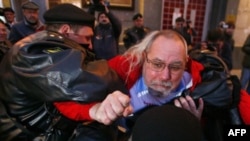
xmin=89 ymin=91 xmax=133 ymax=125
xmin=100 ymin=0 xmax=105 ymax=5
xmin=174 ymin=95 xmax=204 ymax=120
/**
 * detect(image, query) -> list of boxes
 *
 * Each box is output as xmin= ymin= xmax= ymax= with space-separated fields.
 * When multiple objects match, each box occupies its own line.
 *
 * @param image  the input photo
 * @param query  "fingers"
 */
xmin=197 ymin=98 xmax=204 ymax=113
xmin=89 ymin=103 xmax=111 ymax=125
xmin=179 ymin=96 xmax=191 ymax=110
xmin=117 ymin=91 xmax=130 ymax=107
xmin=174 ymin=98 xmax=181 ymax=107
xmin=186 ymin=95 xmax=197 ymax=111
xmin=174 ymin=95 xmax=204 ymax=120
xmin=174 ymin=96 xmax=196 ymax=108
xmin=122 ymin=105 xmax=133 ymax=117
xmin=109 ymin=91 xmax=131 ymax=117
xmin=90 ymin=91 xmax=132 ymax=125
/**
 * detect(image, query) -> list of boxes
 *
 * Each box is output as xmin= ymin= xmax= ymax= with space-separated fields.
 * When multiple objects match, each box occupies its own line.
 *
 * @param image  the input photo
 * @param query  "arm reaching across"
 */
xmin=54 ymin=91 xmax=133 ymax=125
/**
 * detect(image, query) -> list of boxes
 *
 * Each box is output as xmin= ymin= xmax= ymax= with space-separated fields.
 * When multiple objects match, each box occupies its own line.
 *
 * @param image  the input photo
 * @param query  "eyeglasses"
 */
xmin=145 ymin=53 xmax=184 ymax=74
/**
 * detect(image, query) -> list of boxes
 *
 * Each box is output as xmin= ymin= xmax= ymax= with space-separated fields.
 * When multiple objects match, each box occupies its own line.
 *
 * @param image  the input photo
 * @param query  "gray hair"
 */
xmin=123 ymin=29 xmax=188 ymax=77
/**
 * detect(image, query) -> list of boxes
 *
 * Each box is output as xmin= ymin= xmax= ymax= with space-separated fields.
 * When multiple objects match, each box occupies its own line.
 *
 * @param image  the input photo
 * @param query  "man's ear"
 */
xmin=58 ymin=24 xmax=71 ymax=34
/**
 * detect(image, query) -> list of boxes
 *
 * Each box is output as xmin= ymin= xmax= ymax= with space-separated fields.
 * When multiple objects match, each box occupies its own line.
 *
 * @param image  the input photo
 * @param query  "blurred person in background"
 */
xmin=173 ymin=17 xmax=196 ymax=49
xmin=8 ymin=1 xmax=45 ymax=44
xmin=0 ymin=19 xmax=11 ymax=61
xmin=0 ymin=3 xmax=126 ymax=141
xmin=123 ymin=13 xmax=150 ymax=49
xmin=2 ymin=7 xmax=16 ymax=31
xmin=89 ymin=0 xmax=122 ymax=60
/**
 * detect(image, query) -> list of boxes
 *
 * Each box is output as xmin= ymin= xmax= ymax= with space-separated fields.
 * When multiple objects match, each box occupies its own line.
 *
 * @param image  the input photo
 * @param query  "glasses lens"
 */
xmin=168 ymin=64 xmax=184 ymax=74
xmin=145 ymin=54 xmax=184 ymax=74
xmin=149 ymin=61 xmax=165 ymax=72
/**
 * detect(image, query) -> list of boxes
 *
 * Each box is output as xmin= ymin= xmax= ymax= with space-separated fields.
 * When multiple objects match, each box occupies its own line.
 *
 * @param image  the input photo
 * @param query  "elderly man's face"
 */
xmin=142 ymin=35 xmax=187 ymax=97
xmin=23 ymin=9 xmax=39 ymax=25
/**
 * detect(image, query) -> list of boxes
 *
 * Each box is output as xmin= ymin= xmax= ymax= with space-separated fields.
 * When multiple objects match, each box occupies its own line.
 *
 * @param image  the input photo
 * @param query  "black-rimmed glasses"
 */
xmin=145 ymin=53 xmax=184 ymax=74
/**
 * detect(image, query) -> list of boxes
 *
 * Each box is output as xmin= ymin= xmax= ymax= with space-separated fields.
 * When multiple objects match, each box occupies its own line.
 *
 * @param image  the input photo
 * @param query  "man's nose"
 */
xmin=160 ymin=67 xmax=171 ymax=80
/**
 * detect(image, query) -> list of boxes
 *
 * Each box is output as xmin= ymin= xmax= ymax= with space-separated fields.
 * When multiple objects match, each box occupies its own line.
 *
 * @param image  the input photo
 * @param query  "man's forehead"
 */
xmin=135 ymin=18 xmax=143 ymax=22
xmin=148 ymin=36 xmax=186 ymax=55
xmin=77 ymin=26 xmax=93 ymax=34
xmin=152 ymin=35 xmax=184 ymax=46
xmin=78 ymin=26 xmax=93 ymax=31
xmin=176 ymin=22 xmax=183 ymax=25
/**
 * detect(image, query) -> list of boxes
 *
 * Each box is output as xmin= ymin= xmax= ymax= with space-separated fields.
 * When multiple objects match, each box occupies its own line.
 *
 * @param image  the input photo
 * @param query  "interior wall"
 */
xmin=105 ymin=0 xmax=140 ymax=44
xmin=31 ymin=0 xmax=47 ymax=23
xmin=233 ymin=0 xmax=250 ymax=47
xmin=105 ymin=0 xmax=163 ymax=43
xmin=230 ymin=0 xmax=249 ymax=69
xmin=10 ymin=0 xmax=28 ymax=22
xmin=143 ymin=0 xmax=163 ymax=31
xmin=208 ymin=0 xmax=228 ymax=30
xmin=162 ymin=0 xmax=207 ymax=45
xmin=225 ymin=0 xmax=239 ymax=24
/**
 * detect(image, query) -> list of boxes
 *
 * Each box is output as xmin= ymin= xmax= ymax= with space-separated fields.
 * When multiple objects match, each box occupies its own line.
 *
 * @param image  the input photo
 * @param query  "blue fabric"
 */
xmin=8 ymin=20 xmax=44 ymax=44
xmin=8 ymin=21 xmax=36 ymax=44
xmin=117 ymin=71 xmax=193 ymax=132
xmin=130 ymin=71 xmax=193 ymax=113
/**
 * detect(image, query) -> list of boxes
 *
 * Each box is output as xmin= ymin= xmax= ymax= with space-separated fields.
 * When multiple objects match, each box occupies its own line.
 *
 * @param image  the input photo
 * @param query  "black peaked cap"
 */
xmin=44 ymin=3 xmax=95 ymax=27
xmin=132 ymin=13 xmax=142 ymax=21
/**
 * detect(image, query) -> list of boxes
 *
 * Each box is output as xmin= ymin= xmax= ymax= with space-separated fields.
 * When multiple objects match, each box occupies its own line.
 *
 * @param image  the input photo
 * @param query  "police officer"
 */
xmin=123 ymin=13 xmax=150 ymax=49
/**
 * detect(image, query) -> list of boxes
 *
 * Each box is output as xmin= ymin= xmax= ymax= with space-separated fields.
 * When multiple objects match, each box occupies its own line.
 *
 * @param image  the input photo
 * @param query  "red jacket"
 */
xmin=55 ymin=55 xmax=250 ymax=124
xmin=54 ymin=55 xmax=204 ymax=121
xmin=239 ymin=90 xmax=250 ymax=124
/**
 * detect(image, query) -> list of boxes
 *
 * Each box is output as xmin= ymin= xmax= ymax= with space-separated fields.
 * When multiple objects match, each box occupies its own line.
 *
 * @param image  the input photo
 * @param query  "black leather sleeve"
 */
xmin=0 ymin=31 xmax=128 ymax=136
xmin=0 ymin=31 xmax=127 ymax=103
